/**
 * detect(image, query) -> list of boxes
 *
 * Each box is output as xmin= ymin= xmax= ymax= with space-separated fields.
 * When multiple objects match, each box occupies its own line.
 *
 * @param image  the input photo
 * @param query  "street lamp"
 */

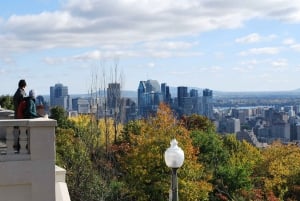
xmin=164 ymin=139 xmax=185 ymax=201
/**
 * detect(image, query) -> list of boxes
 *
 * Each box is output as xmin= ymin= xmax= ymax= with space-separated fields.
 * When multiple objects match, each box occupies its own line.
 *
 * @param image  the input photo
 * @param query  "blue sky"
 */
xmin=1 ymin=0 xmax=300 ymax=95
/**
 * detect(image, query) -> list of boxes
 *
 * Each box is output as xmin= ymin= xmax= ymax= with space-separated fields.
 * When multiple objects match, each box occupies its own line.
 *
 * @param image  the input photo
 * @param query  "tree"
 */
xmin=215 ymin=135 xmax=262 ymax=199
xmin=191 ymin=130 xmax=263 ymax=200
xmin=49 ymin=106 xmax=74 ymax=128
xmin=0 ymin=95 xmax=14 ymax=110
xmin=257 ymin=141 xmax=300 ymax=200
xmin=56 ymin=127 xmax=108 ymax=201
xmin=115 ymin=103 xmax=212 ymax=200
xmin=181 ymin=114 xmax=216 ymax=132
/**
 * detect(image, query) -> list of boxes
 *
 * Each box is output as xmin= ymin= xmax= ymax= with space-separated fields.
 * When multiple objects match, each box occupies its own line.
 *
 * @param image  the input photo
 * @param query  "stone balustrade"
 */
xmin=0 ymin=118 xmax=65 ymax=201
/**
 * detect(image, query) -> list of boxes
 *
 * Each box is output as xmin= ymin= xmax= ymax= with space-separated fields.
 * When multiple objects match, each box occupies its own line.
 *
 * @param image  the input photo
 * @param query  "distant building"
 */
xmin=182 ymin=97 xmax=193 ymax=116
xmin=232 ymin=108 xmax=251 ymax=124
xmin=72 ymin=98 xmax=90 ymax=114
xmin=177 ymin=86 xmax=188 ymax=108
xmin=35 ymin=95 xmax=49 ymax=116
xmin=237 ymin=130 xmax=268 ymax=148
xmin=107 ymin=83 xmax=121 ymax=110
xmin=270 ymin=122 xmax=290 ymax=142
xmin=119 ymin=97 xmax=137 ymax=123
xmin=50 ymin=83 xmax=71 ymax=111
xmin=137 ymin=80 xmax=163 ymax=117
xmin=161 ymin=83 xmax=172 ymax=104
xmin=202 ymin=88 xmax=213 ymax=119
xmin=189 ymin=89 xmax=200 ymax=114
xmin=190 ymin=89 xmax=198 ymax=97
xmin=227 ymin=118 xmax=241 ymax=133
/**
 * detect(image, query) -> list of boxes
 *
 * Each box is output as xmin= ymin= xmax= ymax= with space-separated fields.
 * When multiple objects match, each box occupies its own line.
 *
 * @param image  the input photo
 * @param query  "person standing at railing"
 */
xmin=13 ymin=79 xmax=27 ymax=119
xmin=12 ymin=79 xmax=27 ymax=152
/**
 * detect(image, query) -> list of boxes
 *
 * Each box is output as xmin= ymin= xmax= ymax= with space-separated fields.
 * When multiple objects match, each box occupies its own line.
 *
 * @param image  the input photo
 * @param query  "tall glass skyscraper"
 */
xmin=137 ymin=80 xmax=162 ymax=117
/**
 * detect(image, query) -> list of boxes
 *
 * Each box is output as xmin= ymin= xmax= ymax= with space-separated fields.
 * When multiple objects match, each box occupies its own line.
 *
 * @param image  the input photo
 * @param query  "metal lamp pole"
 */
xmin=164 ymin=139 xmax=184 ymax=201
xmin=171 ymin=168 xmax=179 ymax=201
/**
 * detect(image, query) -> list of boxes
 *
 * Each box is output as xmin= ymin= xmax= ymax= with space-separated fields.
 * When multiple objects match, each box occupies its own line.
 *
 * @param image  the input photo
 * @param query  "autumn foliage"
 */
xmin=54 ymin=104 xmax=300 ymax=201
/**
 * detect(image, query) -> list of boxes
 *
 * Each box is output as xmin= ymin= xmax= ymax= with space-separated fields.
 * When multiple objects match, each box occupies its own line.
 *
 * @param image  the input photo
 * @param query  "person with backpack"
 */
xmin=13 ymin=79 xmax=27 ymax=119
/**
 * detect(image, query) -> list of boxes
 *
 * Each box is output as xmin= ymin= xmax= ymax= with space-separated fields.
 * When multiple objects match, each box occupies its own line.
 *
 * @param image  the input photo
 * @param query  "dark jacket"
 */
xmin=24 ymin=98 xmax=40 ymax=119
xmin=13 ymin=88 xmax=26 ymax=119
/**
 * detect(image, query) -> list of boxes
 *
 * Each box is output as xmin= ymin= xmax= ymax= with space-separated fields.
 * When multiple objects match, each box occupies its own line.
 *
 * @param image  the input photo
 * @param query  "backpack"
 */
xmin=16 ymin=99 xmax=28 ymax=119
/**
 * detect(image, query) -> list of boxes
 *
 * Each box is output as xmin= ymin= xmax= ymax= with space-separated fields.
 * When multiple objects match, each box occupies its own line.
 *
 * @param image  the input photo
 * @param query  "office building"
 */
xmin=107 ymin=83 xmax=121 ymax=110
xmin=161 ymin=83 xmax=172 ymax=105
xmin=137 ymin=80 xmax=162 ymax=117
xmin=177 ymin=86 xmax=188 ymax=108
xmin=202 ymin=88 xmax=213 ymax=119
xmin=50 ymin=83 xmax=71 ymax=111
xmin=72 ymin=98 xmax=90 ymax=114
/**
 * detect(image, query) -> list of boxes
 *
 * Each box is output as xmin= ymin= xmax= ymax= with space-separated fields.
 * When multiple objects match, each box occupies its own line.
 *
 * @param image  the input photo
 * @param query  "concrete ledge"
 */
xmin=55 ymin=165 xmax=66 ymax=183
xmin=0 ymin=118 xmax=57 ymax=127
xmin=56 ymin=182 xmax=71 ymax=201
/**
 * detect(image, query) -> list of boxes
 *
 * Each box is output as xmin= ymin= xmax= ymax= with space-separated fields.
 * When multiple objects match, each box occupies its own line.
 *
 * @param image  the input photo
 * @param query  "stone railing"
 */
xmin=0 ymin=118 xmax=56 ymax=162
xmin=0 ymin=118 xmax=59 ymax=201
xmin=0 ymin=125 xmax=30 ymax=161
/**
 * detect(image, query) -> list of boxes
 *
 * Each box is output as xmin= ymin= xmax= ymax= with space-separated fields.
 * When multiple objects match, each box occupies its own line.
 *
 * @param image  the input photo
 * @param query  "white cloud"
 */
xmin=294 ymin=66 xmax=300 ymax=72
xmin=210 ymin=66 xmax=222 ymax=72
xmin=2 ymin=0 xmax=300 ymax=54
xmin=240 ymin=59 xmax=258 ymax=65
xmin=147 ymin=62 xmax=155 ymax=68
xmin=235 ymin=33 xmax=261 ymax=43
xmin=0 ymin=56 xmax=15 ymax=65
xmin=290 ymin=44 xmax=300 ymax=51
xmin=0 ymin=68 xmax=6 ymax=74
xmin=170 ymin=71 xmax=190 ymax=75
xmin=271 ymin=59 xmax=288 ymax=72
xmin=271 ymin=59 xmax=287 ymax=67
xmin=282 ymin=38 xmax=295 ymax=45
xmin=235 ymin=33 xmax=277 ymax=44
xmin=232 ymin=66 xmax=254 ymax=73
xmin=143 ymin=41 xmax=197 ymax=50
xmin=239 ymin=47 xmax=280 ymax=56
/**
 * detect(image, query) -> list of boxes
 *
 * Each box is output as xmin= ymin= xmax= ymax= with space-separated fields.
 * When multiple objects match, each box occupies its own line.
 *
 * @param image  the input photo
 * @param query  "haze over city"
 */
xmin=1 ymin=0 xmax=300 ymax=95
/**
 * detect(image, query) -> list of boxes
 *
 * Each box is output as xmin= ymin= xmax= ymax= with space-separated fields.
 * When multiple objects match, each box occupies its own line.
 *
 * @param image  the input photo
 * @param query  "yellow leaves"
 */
xmin=70 ymin=114 xmax=90 ymax=125
xmin=259 ymin=142 xmax=300 ymax=198
xmin=179 ymin=179 xmax=212 ymax=201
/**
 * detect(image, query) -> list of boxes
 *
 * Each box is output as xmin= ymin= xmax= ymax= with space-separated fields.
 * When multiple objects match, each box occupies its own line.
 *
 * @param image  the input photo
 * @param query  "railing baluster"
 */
xmin=19 ymin=127 xmax=28 ymax=154
xmin=6 ymin=127 xmax=15 ymax=154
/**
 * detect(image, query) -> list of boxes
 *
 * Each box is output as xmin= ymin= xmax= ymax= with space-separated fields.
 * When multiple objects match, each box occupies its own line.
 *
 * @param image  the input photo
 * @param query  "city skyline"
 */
xmin=1 ymin=0 xmax=300 ymax=95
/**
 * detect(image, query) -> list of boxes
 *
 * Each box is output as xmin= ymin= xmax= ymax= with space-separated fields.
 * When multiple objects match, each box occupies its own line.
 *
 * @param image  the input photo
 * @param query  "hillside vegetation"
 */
xmin=53 ymin=104 xmax=300 ymax=201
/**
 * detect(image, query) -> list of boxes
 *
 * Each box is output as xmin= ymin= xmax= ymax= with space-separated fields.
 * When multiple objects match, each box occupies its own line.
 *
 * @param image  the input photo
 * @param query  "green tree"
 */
xmin=191 ymin=130 xmax=263 ymax=200
xmin=216 ymin=135 xmax=262 ymax=200
xmin=0 ymin=95 xmax=14 ymax=110
xmin=50 ymin=106 xmax=74 ymax=128
xmin=56 ymin=127 xmax=109 ymax=201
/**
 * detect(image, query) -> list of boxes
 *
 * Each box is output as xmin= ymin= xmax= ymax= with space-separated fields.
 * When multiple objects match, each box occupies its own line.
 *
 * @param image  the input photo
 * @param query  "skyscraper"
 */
xmin=177 ymin=86 xmax=188 ymax=108
xmin=161 ymin=83 xmax=172 ymax=104
xmin=107 ymin=83 xmax=121 ymax=109
xmin=202 ymin=88 xmax=213 ymax=119
xmin=161 ymin=83 xmax=167 ymax=102
xmin=50 ymin=83 xmax=71 ymax=111
xmin=137 ymin=79 xmax=162 ymax=117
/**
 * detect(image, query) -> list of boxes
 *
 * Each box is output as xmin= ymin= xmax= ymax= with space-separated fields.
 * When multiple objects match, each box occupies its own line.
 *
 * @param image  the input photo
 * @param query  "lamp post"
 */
xmin=164 ymin=139 xmax=185 ymax=201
